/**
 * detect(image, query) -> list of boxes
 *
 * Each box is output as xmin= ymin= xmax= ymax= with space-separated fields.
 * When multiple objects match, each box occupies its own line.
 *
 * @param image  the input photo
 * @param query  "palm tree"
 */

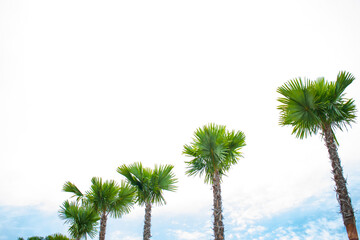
xmin=59 ymin=200 xmax=99 ymax=240
xmin=277 ymin=71 xmax=358 ymax=240
xmin=63 ymin=177 xmax=135 ymax=240
xmin=117 ymin=162 xmax=177 ymax=240
xmin=183 ymin=123 xmax=246 ymax=240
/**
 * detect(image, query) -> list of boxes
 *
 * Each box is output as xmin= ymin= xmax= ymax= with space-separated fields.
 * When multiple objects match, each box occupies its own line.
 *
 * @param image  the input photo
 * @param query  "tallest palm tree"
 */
xmin=183 ymin=123 xmax=246 ymax=240
xmin=277 ymin=71 xmax=358 ymax=240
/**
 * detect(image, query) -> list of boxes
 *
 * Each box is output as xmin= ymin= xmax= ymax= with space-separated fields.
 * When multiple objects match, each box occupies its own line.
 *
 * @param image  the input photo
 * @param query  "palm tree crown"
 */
xmin=86 ymin=178 xmax=135 ymax=218
xmin=183 ymin=123 xmax=246 ymax=183
xmin=59 ymin=200 xmax=100 ymax=240
xmin=277 ymin=71 xmax=356 ymax=139
xmin=117 ymin=162 xmax=177 ymax=206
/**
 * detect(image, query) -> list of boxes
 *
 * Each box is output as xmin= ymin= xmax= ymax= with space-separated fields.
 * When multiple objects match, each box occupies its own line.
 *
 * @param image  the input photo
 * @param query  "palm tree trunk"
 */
xmin=99 ymin=212 xmax=108 ymax=240
xmin=323 ymin=124 xmax=358 ymax=240
xmin=212 ymin=170 xmax=225 ymax=240
xmin=143 ymin=202 xmax=152 ymax=240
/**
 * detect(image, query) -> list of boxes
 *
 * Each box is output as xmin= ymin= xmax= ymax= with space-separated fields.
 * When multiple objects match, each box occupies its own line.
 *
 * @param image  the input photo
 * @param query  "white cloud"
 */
xmin=302 ymin=218 xmax=344 ymax=240
xmin=171 ymin=230 xmax=207 ymax=240
xmin=231 ymin=217 xmax=346 ymax=240
xmin=109 ymin=230 xmax=142 ymax=240
xmin=247 ymin=225 xmax=266 ymax=234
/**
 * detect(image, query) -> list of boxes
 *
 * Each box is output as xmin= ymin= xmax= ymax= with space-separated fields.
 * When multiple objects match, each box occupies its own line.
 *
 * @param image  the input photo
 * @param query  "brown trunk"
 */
xmin=212 ymin=170 xmax=225 ymax=240
xmin=323 ymin=124 xmax=358 ymax=240
xmin=143 ymin=202 xmax=152 ymax=240
xmin=99 ymin=212 xmax=108 ymax=240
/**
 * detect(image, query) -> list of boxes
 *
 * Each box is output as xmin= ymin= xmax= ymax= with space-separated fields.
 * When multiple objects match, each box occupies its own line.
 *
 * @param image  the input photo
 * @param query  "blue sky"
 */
xmin=3 ymin=183 xmax=360 ymax=240
xmin=1 ymin=0 xmax=360 ymax=239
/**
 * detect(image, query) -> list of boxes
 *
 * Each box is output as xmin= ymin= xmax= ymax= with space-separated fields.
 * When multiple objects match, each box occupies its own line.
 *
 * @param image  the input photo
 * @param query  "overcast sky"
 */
xmin=1 ymin=1 xmax=360 ymax=239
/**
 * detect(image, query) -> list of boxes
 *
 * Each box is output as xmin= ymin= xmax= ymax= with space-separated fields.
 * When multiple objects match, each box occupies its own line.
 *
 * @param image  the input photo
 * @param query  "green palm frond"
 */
xmin=185 ymin=156 xmax=212 ymax=183
xmin=183 ymin=144 xmax=200 ymax=158
xmin=62 ymin=182 xmax=84 ymax=202
xmin=278 ymin=78 xmax=323 ymax=138
xmin=333 ymin=98 xmax=356 ymax=129
xmin=335 ymin=71 xmax=355 ymax=98
xmin=107 ymin=181 xmax=136 ymax=218
xmin=277 ymin=77 xmax=322 ymax=138
xmin=117 ymin=164 xmax=141 ymax=189
xmin=184 ymin=144 xmax=214 ymax=182
xmin=183 ymin=123 xmax=246 ymax=184
xmin=154 ymin=164 xmax=177 ymax=192
xmin=225 ymin=129 xmax=246 ymax=165
xmin=150 ymin=164 xmax=178 ymax=205
xmin=118 ymin=162 xmax=152 ymax=205
xmin=86 ymin=177 xmax=104 ymax=211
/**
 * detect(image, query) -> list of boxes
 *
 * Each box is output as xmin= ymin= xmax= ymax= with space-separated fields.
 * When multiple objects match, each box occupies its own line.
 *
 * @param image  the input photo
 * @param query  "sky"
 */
xmin=1 ymin=0 xmax=360 ymax=239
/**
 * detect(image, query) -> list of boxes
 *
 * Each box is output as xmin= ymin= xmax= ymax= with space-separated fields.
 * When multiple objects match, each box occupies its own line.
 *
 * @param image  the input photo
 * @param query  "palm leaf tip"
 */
xmin=335 ymin=71 xmax=355 ymax=96
xmin=63 ymin=181 xmax=83 ymax=199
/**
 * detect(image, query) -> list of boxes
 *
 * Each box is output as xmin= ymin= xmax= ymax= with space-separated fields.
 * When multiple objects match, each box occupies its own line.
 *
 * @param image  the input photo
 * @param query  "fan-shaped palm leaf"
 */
xmin=63 ymin=182 xmax=84 ymax=203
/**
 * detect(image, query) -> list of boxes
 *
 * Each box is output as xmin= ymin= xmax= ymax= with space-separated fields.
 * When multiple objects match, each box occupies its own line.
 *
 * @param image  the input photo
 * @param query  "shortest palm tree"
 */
xmin=63 ymin=177 xmax=135 ymax=240
xmin=59 ymin=200 xmax=100 ymax=240
xmin=117 ymin=162 xmax=177 ymax=240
